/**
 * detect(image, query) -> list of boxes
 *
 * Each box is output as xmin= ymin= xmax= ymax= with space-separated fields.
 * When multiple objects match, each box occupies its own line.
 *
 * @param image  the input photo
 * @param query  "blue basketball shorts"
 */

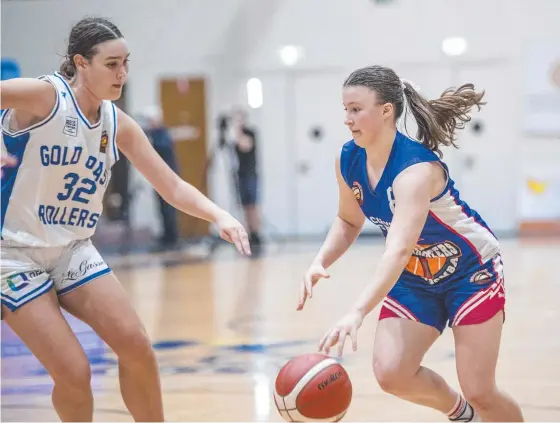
xmin=379 ymin=254 xmax=505 ymax=333
xmin=237 ymin=174 xmax=259 ymax=206
xmin=1 ymin=239 xmax=112 ymax=312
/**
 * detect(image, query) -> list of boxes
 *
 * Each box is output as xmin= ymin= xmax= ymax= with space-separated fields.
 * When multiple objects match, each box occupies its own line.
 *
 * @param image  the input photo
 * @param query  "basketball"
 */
xmin=273 ymin=353 xmax=352 ymax=422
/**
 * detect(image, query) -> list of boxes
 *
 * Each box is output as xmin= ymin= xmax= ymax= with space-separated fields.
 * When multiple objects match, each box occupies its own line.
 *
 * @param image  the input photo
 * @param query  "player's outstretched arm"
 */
xmin=116 ymin=109 xmax=251 ymax=256
xmin=0 ymin=78 xmax=56 ymax=119
xmin=297 ymin=154 xmax=365 ymax=310
xmin=318 ymin=162 xmax=437 ymax=355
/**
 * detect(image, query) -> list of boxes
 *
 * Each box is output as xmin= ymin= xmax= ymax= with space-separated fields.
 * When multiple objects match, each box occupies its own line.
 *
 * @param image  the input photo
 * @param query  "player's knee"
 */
xmin=53 ymin=355 xmax=92 ymax=394
xmin=462 ymin=381 xmax=498 ymax=411
xmin=372 ymin=357 xmax=410 ymax=394
xmin=113 ymin=324 xmax=154 ymax=364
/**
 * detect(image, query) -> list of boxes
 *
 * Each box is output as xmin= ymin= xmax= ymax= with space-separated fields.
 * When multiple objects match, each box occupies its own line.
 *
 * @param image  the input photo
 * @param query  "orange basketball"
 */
xmin=273 ymin=353 xmax=352 ymax=422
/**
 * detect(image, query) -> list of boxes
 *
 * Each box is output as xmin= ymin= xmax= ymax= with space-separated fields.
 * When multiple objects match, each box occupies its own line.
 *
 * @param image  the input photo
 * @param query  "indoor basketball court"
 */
xmin=2 ymin=238 xmax=559 ymax=421
xmin=2 ymin=0 xmax=560 ymax=422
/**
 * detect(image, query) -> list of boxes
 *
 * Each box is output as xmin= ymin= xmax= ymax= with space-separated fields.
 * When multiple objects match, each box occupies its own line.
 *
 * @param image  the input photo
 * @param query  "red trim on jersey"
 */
xmin=429 ymin=210 xmax=483 ymax=265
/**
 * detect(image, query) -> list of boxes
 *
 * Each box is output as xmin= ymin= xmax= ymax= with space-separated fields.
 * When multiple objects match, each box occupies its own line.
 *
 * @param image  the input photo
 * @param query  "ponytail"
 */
xmin=403 ymin=82 xmax=486 ymax=157
xmin=59 ymin=56 xmax=76 ymax=78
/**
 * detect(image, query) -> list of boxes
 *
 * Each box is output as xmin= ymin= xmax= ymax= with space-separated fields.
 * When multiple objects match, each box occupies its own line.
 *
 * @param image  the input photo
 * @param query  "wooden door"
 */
xmin=160 ymin=78 xmax=210 ymax=238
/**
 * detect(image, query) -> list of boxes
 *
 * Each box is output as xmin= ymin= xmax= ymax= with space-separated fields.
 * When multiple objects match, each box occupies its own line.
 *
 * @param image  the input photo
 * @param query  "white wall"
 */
xmin=1 ymin=0 xmax=245 ymax=233
xmin=229 ymin=0 xmax=560 ymax=236
xmin=3 ymin=0 xmax=559 ymax=237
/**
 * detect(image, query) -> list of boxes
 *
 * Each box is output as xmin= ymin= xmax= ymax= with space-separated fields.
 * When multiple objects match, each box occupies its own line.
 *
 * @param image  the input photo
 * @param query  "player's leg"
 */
xmin=238 ymin=175 xmax=261 ymax=240
xmin=52 ymin=240 xmax=163 ymax=422
xmin=454 ymin=312 xmax=523 ymax=421
xmin=2 ymin=248 xmax=93 ymax=421
xmin=374 ymin=282 xmax=473 ymax=420
xmin=374 ymin=318 xmax=460 ymax=414
xmin=2 ymin=290 xmax=93 ymax=421
xmin=450 ymin=255 xmax=523 ymax=421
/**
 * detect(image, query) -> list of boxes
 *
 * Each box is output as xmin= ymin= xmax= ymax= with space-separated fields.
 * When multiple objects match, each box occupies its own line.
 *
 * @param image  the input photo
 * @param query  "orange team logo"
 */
xmin=99 ymin=130 xmax=108 ymax=153
xmin=405 ymin=241 xmax=462 ymax=285
xmin=352 ymin=181 xmax=363 ymax=205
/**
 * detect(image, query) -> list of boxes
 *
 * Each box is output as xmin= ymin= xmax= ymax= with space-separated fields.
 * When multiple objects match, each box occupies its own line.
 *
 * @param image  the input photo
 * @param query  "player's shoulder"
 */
xmin=340 ymin=139 xmax=362 ymax=162
xmin=394 ymin=131 xmax=438 ymax=157
xmin=339 ymin=139 xmax=363 ymax=182
xmin=390 ymin=132 xmax=439 ymax=166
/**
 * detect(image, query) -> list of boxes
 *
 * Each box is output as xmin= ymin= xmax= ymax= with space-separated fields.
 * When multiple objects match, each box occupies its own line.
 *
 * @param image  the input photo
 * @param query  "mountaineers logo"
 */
xmin=405 ymin=241 xmax=462 ymax=285
xmin=99 ymin=130 xmax=108 ymax=153
xmin=352 ymin=181 xmax=364 ymax=206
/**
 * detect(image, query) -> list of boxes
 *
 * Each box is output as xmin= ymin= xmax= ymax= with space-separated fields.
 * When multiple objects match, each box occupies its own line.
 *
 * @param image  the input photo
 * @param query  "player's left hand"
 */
xmin=214 ymin=212 xmax=252 ymax=256
xmin=318 ymin=308 xmax=364 ymax=356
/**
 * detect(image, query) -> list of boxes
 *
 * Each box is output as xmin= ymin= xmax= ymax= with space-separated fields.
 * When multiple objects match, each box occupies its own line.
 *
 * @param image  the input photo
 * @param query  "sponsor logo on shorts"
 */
xmin=61 ymin=259 xmax=105 ymax=283
xmin=7 ymin=270 xmax=43 ymax=291
xmin=470 ymin=269 xmax=494 ymax=284
xmin=405 ymin=241 xmax=462 ymax=285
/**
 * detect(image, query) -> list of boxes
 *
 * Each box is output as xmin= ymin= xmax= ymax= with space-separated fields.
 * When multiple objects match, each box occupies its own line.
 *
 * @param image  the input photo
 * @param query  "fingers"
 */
xmin=297 ymin=280 xmax=308 ymax=311
xmin=297 ymin=273 xmax=316 ymax=311
xmin=318 ymin=326 xmax=357 ymax=356
xmin=337 ymin=330 xmax=347 ymax=356
xmin=350 ymin=325 xmax=358 ymax=352
xmin=1 ymin=154 xmax=17 ymax=178
xmin=237 ymin=227 xmax=251 ymax=255
xmin=223 ymin=227 xmax=251 ymax=256
xmin=1 ymin=154 xmax=17 ymax=167
xmin=319 ymin=328 xmax=340 ymax=355
xmin=225 ymin=229 xmax=243 ymax=255
xmin=305 ymin=274 xmax=313 ymax=300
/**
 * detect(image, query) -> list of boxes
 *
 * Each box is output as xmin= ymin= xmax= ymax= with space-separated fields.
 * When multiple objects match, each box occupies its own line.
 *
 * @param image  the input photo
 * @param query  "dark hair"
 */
xmin=343 ymin=65 xmax=486 ymax=157
xmin=59 ymin=17 xmax=123 ymax=79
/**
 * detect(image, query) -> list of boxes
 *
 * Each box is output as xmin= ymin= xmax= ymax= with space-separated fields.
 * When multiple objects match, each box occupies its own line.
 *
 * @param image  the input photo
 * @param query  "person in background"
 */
xmin=220 ymin=107 xmax=263 ymax=254
xmin=143 ymin=106 xmax=180 ymax=249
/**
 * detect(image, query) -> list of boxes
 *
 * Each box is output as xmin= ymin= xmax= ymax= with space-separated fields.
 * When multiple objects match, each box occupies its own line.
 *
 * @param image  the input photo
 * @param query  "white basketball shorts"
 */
xmin=1 ymin=239 xmax=112 ymax=311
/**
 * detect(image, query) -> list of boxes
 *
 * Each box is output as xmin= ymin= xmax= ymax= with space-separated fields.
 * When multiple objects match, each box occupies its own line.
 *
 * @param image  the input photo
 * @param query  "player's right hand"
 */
xmin=297 ymin=263 xmax=330 ymax=311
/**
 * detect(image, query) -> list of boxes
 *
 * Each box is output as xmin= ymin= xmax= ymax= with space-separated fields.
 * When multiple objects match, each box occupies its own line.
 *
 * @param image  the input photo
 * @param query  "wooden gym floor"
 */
xmin=2 ymin=237 xmax=559 ymax=422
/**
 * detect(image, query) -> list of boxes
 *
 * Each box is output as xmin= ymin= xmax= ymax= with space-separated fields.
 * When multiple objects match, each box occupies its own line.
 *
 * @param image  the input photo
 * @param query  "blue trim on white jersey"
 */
xmin=1 ymin=83 xmax=60 ymax=137
xmin=111 ymin=103 xmax=119 ymax=162
xmin=1 ymin=132 xmax=31 ymax=233
xmin=53 ymin=72 xmax=102 ymax=130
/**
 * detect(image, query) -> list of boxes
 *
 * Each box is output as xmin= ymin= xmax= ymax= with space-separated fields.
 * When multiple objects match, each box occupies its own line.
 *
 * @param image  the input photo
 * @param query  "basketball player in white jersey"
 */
xmin=0 ymin=17 xmax=250 ymax=422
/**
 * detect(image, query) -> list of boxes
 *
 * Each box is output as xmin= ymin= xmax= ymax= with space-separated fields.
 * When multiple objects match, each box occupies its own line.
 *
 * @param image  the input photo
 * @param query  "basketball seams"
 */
xmin=275 ymin=355 xmax=352 ymax=422
xmin=286 ymin=358 xmax=339 ymax=409
xmin=296 ymin=375 xmax=352 ymax=419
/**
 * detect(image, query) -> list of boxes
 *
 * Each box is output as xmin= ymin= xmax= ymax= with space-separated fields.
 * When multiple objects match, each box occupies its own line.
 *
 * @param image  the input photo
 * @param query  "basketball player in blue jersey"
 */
xmin=0 ymin=17 xmax=251 ymax=422
xmin=297 ymin=65 xmax=524 ymax=422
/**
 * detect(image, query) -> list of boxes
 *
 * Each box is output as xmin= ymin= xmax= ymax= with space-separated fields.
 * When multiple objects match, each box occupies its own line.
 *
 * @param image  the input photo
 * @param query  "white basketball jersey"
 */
xmin=1 ymin=72 xmax=119 ymax=247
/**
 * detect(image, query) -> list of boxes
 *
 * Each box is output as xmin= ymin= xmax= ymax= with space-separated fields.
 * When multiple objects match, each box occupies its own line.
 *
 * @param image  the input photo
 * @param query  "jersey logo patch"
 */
xmin=63 ymin=117 xmax=78 ymax=137
xmin=99 ymin=130 xmax=108 ymax=153
xmin=470 ymin=269 xmax=494 ymax=284
xmin=352 ymin=181 xmax=363 ymax=205
xmin=405 ymin=241 xmax=462 ymax=285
